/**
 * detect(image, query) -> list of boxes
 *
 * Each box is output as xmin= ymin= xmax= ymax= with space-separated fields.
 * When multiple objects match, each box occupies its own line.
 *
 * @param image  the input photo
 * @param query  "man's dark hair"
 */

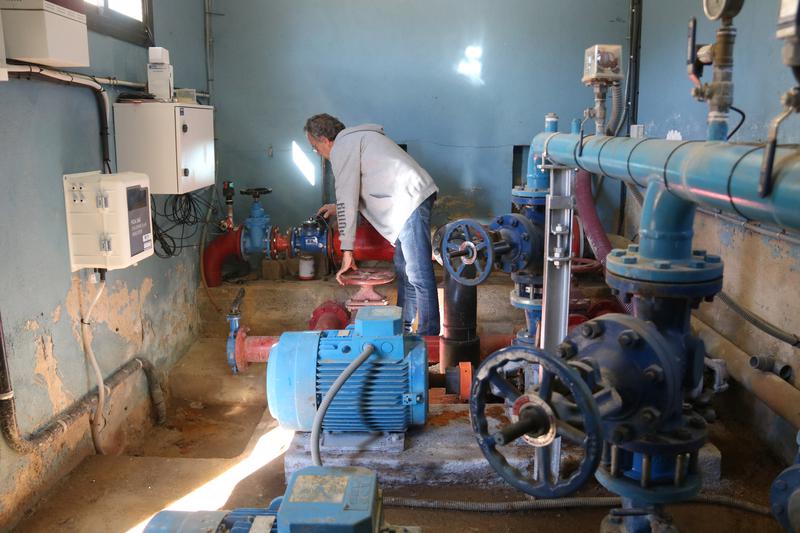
xmin=304 ymin=113 xmax=346 ymax=142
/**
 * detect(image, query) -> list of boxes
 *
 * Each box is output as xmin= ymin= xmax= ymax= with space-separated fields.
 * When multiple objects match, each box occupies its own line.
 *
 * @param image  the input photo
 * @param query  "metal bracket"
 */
xmin=99 ymin=236 xmax=112 ymax=252
xmin=402 ymin=392 xmax=424 ymax=405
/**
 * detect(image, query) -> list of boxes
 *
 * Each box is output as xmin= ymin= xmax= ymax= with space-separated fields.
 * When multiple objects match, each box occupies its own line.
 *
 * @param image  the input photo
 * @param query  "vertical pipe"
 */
xmin=637 ymin=182 xmax=696 ymax=261
xmin=439 ymin=269 xmax=480 ymax=371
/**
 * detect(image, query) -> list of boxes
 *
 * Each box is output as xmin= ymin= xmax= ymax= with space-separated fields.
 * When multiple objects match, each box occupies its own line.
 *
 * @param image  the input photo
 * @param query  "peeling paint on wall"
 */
xmin=64 ymin=275 xmax=154 ymax=352
xmin=33 ymin=333 xmax=72 ymax=413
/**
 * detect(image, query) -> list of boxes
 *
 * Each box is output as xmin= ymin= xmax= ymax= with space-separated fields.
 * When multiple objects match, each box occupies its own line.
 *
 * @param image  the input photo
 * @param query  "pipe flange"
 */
xmin=606 ymin=245 xmax=724 ymax=284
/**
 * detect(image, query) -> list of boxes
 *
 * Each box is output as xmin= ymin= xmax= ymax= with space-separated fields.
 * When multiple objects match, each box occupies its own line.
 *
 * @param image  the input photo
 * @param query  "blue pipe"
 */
xmin=532 ymin=133 xmax=800 ymax=231
xmin=638 ymin=183 xmax=696 ymax=261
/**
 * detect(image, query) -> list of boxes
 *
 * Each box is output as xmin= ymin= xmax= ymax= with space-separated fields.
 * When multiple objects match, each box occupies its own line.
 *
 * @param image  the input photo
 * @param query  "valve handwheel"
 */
xmin=470 ymin=346 xmax=603 ymax=498
xmin=442 ymin=219 xmax=495 ymax=286
xmin=240 ymin=187 xmax=273 ymax=200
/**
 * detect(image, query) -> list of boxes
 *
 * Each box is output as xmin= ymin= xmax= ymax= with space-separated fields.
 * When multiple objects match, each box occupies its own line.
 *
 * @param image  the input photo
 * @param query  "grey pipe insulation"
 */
xmin=0 ymin=312 xmax=166 ymax=455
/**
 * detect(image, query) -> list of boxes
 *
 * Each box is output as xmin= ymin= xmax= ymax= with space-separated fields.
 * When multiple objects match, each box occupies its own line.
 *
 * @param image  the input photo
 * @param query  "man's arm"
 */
xmin=331 ymin=141 xmax=361 ymax=251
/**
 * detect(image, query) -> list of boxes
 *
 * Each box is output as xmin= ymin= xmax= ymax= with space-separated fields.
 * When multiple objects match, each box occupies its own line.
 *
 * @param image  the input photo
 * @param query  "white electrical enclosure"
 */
xmin=0 ymin=0 xmax=90 ymax=67
xmin=63 ymin=171 xmax=154 ymax=272
xmin=114 ymin=102 xmax=215 ymax=195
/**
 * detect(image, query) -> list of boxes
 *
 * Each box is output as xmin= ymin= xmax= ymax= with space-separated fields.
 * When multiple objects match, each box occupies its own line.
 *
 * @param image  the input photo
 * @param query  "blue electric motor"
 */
xmin=144 ymin=466 xmax=421 ymax=532
xmin=267 ymin=306 xmax=428 ymax=432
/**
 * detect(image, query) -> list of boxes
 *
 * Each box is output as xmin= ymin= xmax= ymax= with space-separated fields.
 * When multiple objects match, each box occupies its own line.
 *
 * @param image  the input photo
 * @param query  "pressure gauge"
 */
xmin=703 ymin=0 xmax=744 ymax=21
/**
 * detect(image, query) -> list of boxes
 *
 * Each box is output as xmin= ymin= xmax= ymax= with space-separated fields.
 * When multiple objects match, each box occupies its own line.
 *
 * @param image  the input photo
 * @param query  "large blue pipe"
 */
xmin=531 ymin=133 xmax=800 ymax=231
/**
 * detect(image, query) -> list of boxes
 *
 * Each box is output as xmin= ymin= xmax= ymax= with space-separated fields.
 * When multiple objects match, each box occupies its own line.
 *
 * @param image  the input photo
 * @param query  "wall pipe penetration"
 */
xmin=532 ymin=133 xmax=800 ymax=232
xmin=0 ymin=312 xmax=166 ymax=454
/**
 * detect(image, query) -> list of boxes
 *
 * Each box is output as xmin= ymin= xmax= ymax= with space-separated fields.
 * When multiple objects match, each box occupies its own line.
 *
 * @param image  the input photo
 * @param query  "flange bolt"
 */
xmin=581 ymin=322 xmax=604 ymax=339
xmin=618 ymin=330 xmax=641 ymax=347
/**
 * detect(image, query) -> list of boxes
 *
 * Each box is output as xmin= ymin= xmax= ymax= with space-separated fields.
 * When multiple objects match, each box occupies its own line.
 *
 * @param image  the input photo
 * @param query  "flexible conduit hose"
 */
xmin=606 ymin=82 xmax=623 ymax=136
xmin=574 ymin=170 xmax=633 ymax=314
xmin=717 ymin=291 xmax=800 ymax=347
xmin=311 ymin=344 xmax=375 ymax=467
xmin=80 ymin=280 xmax=108 ymax=454
xmin=382 ymin=493 xmax=770 ymax=516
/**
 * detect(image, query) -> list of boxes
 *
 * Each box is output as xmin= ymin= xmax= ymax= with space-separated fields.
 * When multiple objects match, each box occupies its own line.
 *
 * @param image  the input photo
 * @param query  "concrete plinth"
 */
xmin=286 ymin=404 xmax=542 ymax=486
xmin=285 ymin=404 xmax=722 ymax=489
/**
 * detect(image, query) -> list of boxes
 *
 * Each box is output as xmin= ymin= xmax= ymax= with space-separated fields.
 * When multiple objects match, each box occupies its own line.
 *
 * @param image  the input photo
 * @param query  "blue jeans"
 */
xmin=394 ymin=194 xmax=440 ymax=336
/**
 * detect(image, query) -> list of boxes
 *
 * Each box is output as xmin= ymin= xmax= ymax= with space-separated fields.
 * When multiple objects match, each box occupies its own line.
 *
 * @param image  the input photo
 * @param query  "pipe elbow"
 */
xmin=203 ymin=228 xmax=244 ymax=287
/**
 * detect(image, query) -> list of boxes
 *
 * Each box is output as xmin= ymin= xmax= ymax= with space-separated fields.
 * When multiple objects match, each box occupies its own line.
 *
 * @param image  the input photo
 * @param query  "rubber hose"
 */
xmin=383 ymin=493 xmax=770 ymax=516
xmin=717 ymin=291 xmax=800 ymax=347
xmin=574 ymin=170 xmax=633 ymax=314
xmin=311 ymin=344 xmax=375 ymax=466
xmin=606 ymin=82 xmax=623 ymax=136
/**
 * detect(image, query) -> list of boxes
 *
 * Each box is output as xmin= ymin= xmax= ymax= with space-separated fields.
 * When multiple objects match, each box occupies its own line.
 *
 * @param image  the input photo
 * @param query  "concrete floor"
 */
xmin=15 ymin=277 xmax=789 ymax=532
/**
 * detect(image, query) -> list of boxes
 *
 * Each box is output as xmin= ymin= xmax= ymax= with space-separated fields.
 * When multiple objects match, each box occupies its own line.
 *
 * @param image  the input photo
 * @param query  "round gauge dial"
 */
xmin=703 ymin=0 xmax=744 ymax=20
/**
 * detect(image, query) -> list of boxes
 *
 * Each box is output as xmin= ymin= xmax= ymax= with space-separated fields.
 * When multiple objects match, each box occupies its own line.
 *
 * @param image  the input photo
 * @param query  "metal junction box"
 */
xmin=0 ymin=0 xmax=90 ymax=67
xmin=63 ymin=171 xmax=153 ymax=272
xmin=114 ymin=102 xmax=215 ymax=195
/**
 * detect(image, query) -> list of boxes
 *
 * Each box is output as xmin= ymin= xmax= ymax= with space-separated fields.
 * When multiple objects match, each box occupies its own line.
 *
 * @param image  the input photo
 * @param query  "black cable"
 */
xmin=150 ymin=192 xmax=214 ymax=258
xmin=718 ymin=291 xmax=800 ymax=347
xmin=616 ymin=183 xmax=627 ymax=235
xmin=727 ymin=106 xmax=746 ymax=140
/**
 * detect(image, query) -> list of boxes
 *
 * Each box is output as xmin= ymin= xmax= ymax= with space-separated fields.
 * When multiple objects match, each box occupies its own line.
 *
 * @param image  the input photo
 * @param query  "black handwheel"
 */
xmin=240 ymin=187 xmax=273 ymax=199
xmin=442 ymin=219 xmax=494 ymax=286
xmin=470 ymin=346 xmax=603 ymax=498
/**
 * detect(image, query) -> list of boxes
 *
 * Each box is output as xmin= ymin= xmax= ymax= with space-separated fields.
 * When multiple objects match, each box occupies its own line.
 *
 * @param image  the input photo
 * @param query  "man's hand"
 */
xmin=317 ymin=203 xmax=336 ymax=219
xmin=336 ymin=251 xmax=357 ymax=285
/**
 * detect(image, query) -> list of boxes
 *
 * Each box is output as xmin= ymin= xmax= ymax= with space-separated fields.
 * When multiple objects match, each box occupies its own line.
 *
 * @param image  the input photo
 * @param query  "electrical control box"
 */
xmin=0 ymin=0 xmax=90 ymax=67
xmin=114 ymin=102 xmax=215 ymax=195
xmin=582 ymin=44 xmax=623 ymax=85
xmin=63 ymin=171 xmax=154 ymax=272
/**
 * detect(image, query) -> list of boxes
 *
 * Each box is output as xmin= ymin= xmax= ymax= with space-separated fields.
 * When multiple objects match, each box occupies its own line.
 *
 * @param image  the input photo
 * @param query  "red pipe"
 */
xmin=235 ymin=328 xmax=279 ymax=371
xmin=332 ymin=219 xmax=395 ymax=262
xmin=309 ymin=301 xmax=351 ymax=330
xmin=203 ymin=227 xmax=244 ymax=287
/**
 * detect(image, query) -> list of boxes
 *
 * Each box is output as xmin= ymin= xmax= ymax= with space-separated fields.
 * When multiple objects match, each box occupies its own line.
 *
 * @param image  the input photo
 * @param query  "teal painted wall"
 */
xmin=0 ymin=1 xmax=207 ymax=524
xmin=211 ymin=0 xmax=630 ymax=229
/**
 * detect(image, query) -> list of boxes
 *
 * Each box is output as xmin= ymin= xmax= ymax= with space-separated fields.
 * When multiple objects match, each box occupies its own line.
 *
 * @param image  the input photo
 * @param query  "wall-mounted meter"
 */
xmin=63 ymin=171 xmax=154 ymax=272
xmin=114 ymin=102 xmax=215 ymax=195
xmin=582 ymin=44 xmax=623 ymax=85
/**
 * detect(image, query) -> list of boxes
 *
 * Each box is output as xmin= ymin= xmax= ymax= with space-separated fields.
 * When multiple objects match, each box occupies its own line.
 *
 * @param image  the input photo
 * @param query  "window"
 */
xmin=83 ymin=0 xmax=154 ymax=47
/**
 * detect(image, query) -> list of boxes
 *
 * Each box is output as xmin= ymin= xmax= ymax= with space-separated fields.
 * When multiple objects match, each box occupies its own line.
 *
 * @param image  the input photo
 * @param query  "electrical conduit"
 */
xmin=80 ymin=279 xmax=108 ymax=454
xmin=0 ymin=311 xmax=166 ymax=454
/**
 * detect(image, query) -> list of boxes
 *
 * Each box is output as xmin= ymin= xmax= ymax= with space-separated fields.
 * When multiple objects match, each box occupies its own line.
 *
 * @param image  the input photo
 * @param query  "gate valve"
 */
xmin=470 ymin=346 xmax=603 ymax=498
xmin=442 ymin=219 xmax=503 ymax=286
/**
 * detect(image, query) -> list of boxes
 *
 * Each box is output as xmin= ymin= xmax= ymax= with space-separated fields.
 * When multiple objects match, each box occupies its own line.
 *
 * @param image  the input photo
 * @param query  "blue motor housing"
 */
xmin=144 ymin=467 xmax=391 ymax=533
xmin=267 ymin=306 xmax=428 ymax=432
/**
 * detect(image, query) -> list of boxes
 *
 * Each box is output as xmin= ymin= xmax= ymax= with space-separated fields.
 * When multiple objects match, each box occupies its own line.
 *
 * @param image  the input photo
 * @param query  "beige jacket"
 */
xmin=330 ymin=124 xmax=438 ymax=249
